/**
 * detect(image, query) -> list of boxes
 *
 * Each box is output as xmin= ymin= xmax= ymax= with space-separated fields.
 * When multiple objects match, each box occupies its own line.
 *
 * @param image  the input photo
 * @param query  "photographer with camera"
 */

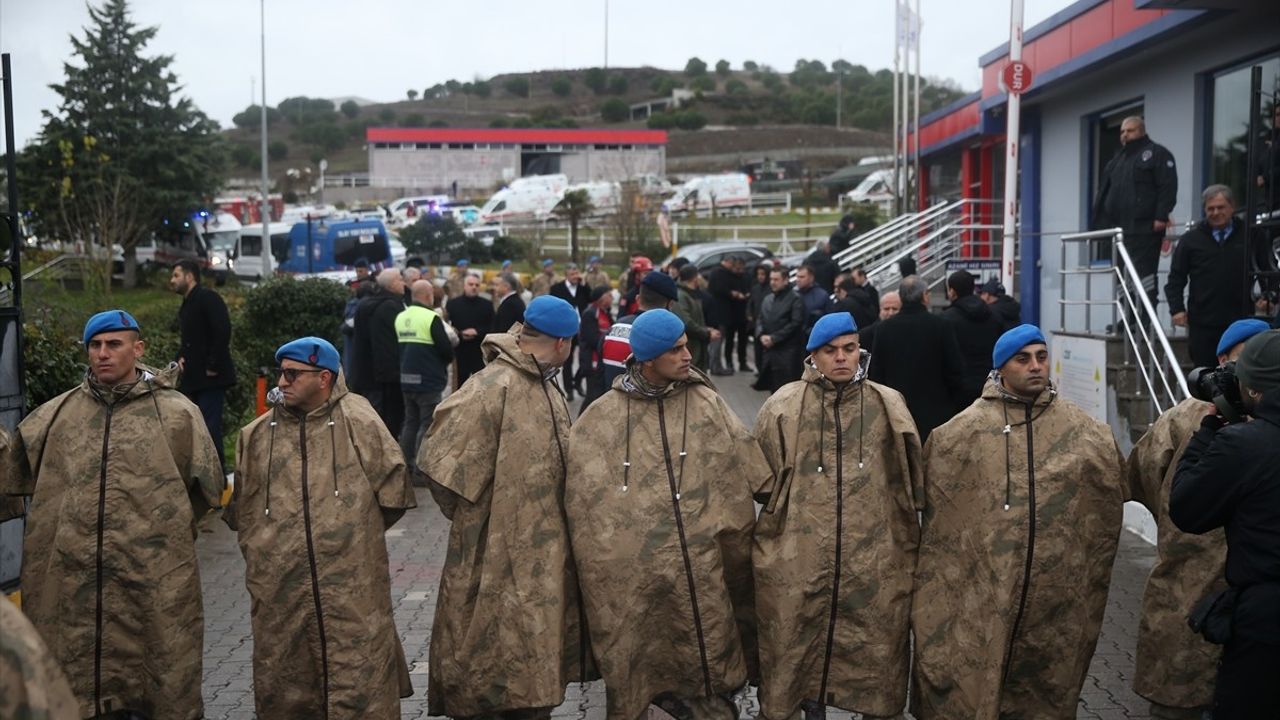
xmin=1129 ymin=319 xmax=1269 ymax=719
xmin=1170 ymin=329 xmax=1280 ymax=719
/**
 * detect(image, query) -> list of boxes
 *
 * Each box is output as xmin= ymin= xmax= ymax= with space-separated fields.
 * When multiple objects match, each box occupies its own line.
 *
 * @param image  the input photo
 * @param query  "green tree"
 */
xmin=584 ymin=67 xmax=608 ymax=94
xmin=675 ymin=111 xmax=707 ymax=130
xmin=340 ymin=99 xmax=360 ymax=118
xmin=608 ymin=74 xmax=628 ymax=95
xmin=489 ymin=117 xmax=511 ymax=128
xmin=725 ymin=79 xmax=748 ymax=95
xmin=684 ymin=57 xmax=708 ymax=76
xmin=743 ymin=60 xmax=759 ymax=71
xmin=471 ymin=80 xmax=492 ymax=98
xmin=379 ymin=108 xmax=396 ymax=123
xmin=551 ymin=77 xmax=572 ymax=97
xmin=277 ymin=96 xmax=335 ymax=124
xmin=232 ymin=104 xmax=282 ymax=129
xmin=230 ymin=143 xmax=256 ymax=166
xmin=504 ymin=77 xmax=531 ymax=97
xmin=18 ymin=0 xmax=224 ymax=289
xmin=690 ymin=76 xmax=716 ymax=93
xmin=552 ymin=189 xmax=594 ymax=264
xmin=401 ymin=113 xmax=425 ymax=127
xmin=651 ymin=77 xmax=680 ymax=96
xmin=268 ymin=140 xmax=289 ymax=161
xmin=398 ymin=216 xmax=467 ymax=263
xmin=600 ymin=98 xmax=629 ymax=123
xmin=715 ymin=59 xmax=731 ymax=76
xmin=407 ymin=89 xmax=419 ymax=101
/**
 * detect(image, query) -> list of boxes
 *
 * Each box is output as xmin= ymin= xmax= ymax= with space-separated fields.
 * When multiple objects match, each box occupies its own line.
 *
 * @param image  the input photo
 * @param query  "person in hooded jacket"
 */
xmin=1128 ymin=319 xmax=1270 ymax=719
xmin=2 ymin=310 xmax=224 ymax=720
xmin=911 ymin=324 xmax=1127 ymax=720
xmin=941 ymin=270 xmax=1006 ymax=408
xmin=567 ymin=309 xmax=769 ymax=720
xmin=419 ymin=297 xmax=597 ymax=719
xmin=0 ymin=599 xmax=80 ymax=720
xmin=753 ymin=313 xmax=924 ymax=720
xmin=225 ymin=336 xmax=417 ymax=720
xmin=353 ymin=270 xmax=407 ymax=436
xmin=977 ymin=278 xmax=1022 ymax=331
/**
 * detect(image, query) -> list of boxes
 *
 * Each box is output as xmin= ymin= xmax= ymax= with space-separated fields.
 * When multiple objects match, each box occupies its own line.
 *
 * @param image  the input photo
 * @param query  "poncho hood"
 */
xmin=80 ymin=362 xmax=179 ymax=401
xmin=482 ymin=325 xmax=558 ymax=381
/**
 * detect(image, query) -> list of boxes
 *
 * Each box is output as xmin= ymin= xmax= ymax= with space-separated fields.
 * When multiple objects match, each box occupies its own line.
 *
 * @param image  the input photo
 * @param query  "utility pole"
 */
xmin=836 ymin=68 xmax=842 ymax=129
xmin=604 ymin=0 xmax=609 ymax=70
xmin=892 ymin=1 xmax=901 ymax=217
xmin=1000 ymin=0 xmax=1024 ymax=291
xmin=912 ymin=0 xmax=921 ymax=213
xmin=259 ymin=0 xmax=272 ymax=276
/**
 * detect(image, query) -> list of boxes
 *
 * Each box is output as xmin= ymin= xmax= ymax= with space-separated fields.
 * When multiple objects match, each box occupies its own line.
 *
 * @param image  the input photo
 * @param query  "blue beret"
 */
xmin=993 ymin=324 xmax=1048 ymax=369
xmin=630 ymin=309 xmax=686 ymax=362
xmin=523 ymin=296 xmax=579 ymax=338
xmin=501 ymin=259 xmax=512 ymax=269
xmin=83 ymin=309 xmax=140 ymax=345
xmin=640 ymin=271 xmax=678 ymax=301
xmin=1216 ymin=318 xmax=1270 ymax=357
xmin=807 ymin=312 xmax=859 ymax=351
xmin=275 ymin=336 xmax=340 ymax=374
xmin=588 ymin=255 xmax=600 ymax=264
xmin=542 ymin=258 xmax=554 ymax=268
xmin=456 ymin=258 xmax=470 ymax=267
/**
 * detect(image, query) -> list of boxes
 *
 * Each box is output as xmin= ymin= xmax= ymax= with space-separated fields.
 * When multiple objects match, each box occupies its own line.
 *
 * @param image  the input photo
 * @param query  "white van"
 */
xmin=560 ymin=181 xmax=621 ymax=216
xmin=508 ymin=174 xmax=568 ymax=194
xmin=200 ymin=212 xmax=244 ymax=283
xmin=387 ymin=194 xmax=451 ymax=221
xmin=663 ymin=173 xmax=752 ymax=213
xmin=479 ymin=184 xmax=565 ymax=224
xmin=232 ymin=223 xmax=291 ymax=281
xmin=845 ymin=169 xmax=897 ymax=217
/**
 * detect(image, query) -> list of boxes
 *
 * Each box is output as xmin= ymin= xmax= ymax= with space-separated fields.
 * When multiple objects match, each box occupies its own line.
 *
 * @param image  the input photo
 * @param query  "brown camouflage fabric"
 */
xmin=585 ymin=269 xmax=611 ymax=291
xmin=0 ymin=426 xmax=26 ymax=522
xmin=225 ymin=372 xmax=417 ymax=720
xmin=419 ymin=328 xmax=595 ymax=716
xmin=0 ymin=598 xmax=79 ymax=720
xmin=1128 ymin=397 xmax=1223 ymax=708
xmin=566 ymin=364 xmax=768 ymax=720
xmin=530 ymin=272 xmax=556 ymax=298
xmin=2 ymin=364 xmax=223 ymax=720
xmin=912 ymin=380 xmax=1126 ymax=720
xmin=445 ymin=270 xmax=467 ymax=300
xmin=752 ymin=361 xmax=923 ymax=719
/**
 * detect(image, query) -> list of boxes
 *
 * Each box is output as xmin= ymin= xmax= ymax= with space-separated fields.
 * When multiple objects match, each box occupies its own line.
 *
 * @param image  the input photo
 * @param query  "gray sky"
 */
xmin=2 ymin=0 xmax=1061 ymax=149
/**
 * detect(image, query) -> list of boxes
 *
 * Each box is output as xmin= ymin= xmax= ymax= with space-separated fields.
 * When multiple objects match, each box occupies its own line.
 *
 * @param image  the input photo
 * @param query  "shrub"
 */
xmin=511 ymin=117 xmax=534 ymax=128
xmin=340 ymin=100 xmax=360 ymax=119
xmin=400 ymin=113 xmax=425 ymax=127
xmin=725 ymin=79 xmax=749 ymax=96
xmin=238 ymin=277 xmax=349 ymax=381
xmin=584 ymin=67 xmax=608 ymax=95
xmin=551 ymin=77 xmax=572 ymax=97
xmin=22 ymin=310 xmax=85 ymax=409
xmin=230 ymin=143 xmax=256 ymax=167
xmin=690 ymin=76 xmax=716 ymax=93
xmin=267 ymin=140 xmax=289 ymax=161
xmin=715 ymin=59 xmax=731 ymax=76
xmin=503 ymin=77 xmax=531 ymax=98
xmin=743 ymin=60 xmax=759 ymax=71
xmin=489 ymin=117 xmax=510 ymax=128
xmin=600 ymin=98 xmax=629 ymax=123
xmin=608 ymin=74 xmax=628 ymax=95
xmin=684 ymin=57 xmax=707 ymax=77
xmin=675 ymin=111 xmax=707 ymax=130
xmin=471 ymin=80 xmax=492 ymax=98
xmin=378 ymin=108 xmax=395 ymax=123
xmin=646 ymin=112 xmax=677 ymax=130
xmin=428 ymin=119 xmax=449 ymax=128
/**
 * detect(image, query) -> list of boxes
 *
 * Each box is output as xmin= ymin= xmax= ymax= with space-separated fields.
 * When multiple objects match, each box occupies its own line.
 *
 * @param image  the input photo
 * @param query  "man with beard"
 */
xmin=567 ymin=309 xmax=767 ymax=720
xmin=911 ymin=324 xmax=1126 ymax=719
xmin=756 ymin=268 xmax=806 ymax=392
xmin=445 ymin=273 xmax=495 ymax=389
xmin=493 ymin=272 xmax=527 ymax=334
xmin=3 ymin=310 xmax=224 ymax=720
xmin=226 ymin=336 xmax=416 ymax=719
xmin=421 ymin=296 xmax=596 ymax=719
xmin=170 ymin=258 xmax=236 ymax=470
xmin=941 ymin=270 xmax=1006 ymax=409
xmin=753 ymin=312 xmax=923 ymax=720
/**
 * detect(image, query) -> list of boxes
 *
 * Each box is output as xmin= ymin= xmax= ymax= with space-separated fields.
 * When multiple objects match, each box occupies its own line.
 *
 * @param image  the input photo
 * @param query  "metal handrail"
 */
xmin=1112 ymin=237 xmax=1191 ymax=404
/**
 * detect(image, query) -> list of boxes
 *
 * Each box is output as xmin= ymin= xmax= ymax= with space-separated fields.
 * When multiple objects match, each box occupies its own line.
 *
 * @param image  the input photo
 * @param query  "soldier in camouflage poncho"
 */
xmin=911 ymin=325 xmax=1126 ymax=720
xmin=1128 ymin=320 xmax=1267 ymax=718
xmin=420 ymin=307 xmax=595 ymax=719
xmin=226 ymin=337 xmax=416 ymax=720
xmin=566 ymin=310 xmax=768 ymax=720
xmin=753 ymin=313 xmax=923 ymax=720
xmin=1 ymin=311 xmax=224 ymax=720
xmin=0 ymin=599 xmax=79 ymax=720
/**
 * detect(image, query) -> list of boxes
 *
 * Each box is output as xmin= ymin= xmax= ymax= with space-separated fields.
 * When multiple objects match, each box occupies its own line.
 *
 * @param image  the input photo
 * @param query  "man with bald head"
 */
xmin=1092 ymin=115 xmax=1178 ymax=316
xmin=354 ymin=269 xmax=408 ymax=436
xmin=396 ymin=280 xmax=454 ymax=462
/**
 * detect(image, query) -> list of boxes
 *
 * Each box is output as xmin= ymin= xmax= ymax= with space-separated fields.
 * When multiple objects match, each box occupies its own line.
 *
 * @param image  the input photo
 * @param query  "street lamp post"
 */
xmin=259 ymin=0 xmax=272 ymax=277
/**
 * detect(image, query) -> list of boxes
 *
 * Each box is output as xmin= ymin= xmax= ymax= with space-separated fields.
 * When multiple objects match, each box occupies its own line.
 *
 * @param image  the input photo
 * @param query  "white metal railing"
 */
xmin=1058 ymin=228 xmax=1190 ymax=417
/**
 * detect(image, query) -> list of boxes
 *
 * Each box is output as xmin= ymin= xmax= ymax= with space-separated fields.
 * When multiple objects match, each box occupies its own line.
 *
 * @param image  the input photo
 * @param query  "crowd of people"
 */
xmin=3 ymin=197 xmax=1279 ymax=720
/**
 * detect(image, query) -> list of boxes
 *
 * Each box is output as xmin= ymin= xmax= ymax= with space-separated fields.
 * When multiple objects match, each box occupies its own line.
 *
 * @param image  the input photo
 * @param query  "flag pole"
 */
xmin=893 ymin=0 xmax=901 ymax=217
xmin=1001 ymin=0 xmax=1024 ymax=290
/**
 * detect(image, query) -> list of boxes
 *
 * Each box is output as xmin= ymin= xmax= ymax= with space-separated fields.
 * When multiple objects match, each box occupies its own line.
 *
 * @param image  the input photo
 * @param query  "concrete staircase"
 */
xmin=1105 ymin=331 xmax=1194 ymax=446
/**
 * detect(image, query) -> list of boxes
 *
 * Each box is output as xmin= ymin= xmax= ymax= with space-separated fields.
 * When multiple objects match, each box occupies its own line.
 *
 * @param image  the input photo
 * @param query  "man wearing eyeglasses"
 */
xmin=225 ymin=336 xmax=417 ymax=719
xmin=419 ymin=296 xmax=596 ymax=720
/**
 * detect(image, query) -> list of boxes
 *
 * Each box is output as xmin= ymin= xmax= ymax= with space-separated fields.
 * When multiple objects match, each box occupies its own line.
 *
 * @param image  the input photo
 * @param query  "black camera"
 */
xmin=1188 ymin=362 xmax=1247 ymax=423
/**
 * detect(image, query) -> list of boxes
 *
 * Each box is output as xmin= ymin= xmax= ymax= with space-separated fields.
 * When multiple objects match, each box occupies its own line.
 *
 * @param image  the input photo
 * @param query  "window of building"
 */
xmin=928 ymin=148 xmax=963 ymax=206
xmin=1208 ymin=52 xmax=1279 ymax=208
xmin=400 ymin=143 xmax=415 ymax=150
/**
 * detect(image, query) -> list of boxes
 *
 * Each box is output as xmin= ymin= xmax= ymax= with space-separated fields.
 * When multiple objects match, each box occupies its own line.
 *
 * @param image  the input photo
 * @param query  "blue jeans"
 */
xmin=184 ymin=386 xmax=226 ymax=470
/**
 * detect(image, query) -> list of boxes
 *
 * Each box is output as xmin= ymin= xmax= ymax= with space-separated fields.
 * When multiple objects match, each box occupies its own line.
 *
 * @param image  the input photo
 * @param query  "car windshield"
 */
xmin=206 ymin=230 xmax=238 ymax=252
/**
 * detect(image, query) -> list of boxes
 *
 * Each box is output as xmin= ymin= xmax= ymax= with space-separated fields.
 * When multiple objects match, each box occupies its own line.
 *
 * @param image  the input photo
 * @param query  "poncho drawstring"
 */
xmin=996 ymin=379 xmax=1058 ymax=511
xmin=265 ymin=408 xmax=278 ymax=516
xmin=262 ymin=399 xmax=341 ymax=515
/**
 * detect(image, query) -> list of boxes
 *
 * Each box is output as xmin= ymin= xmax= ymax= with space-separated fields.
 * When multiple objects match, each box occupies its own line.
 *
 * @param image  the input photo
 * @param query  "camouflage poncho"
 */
xmin=1128 ymin=397 xmax=1223 ymax=708
xmin=2 ymin=364 xmax=223 ymax=720
xmin=911 ymin=380 xmax=1125 ymax=720
xmin=226 ymin=373 xmax=416 ymax=720
xmin=0 ymin=599 xmax=79 ymax=720
xmin=420 ymin=329 xmax=595 ymax=716
xmin=752 ymin=359 xmax=923 ymax=719
xmin=566 ymin=364 xmax=768 ymax=720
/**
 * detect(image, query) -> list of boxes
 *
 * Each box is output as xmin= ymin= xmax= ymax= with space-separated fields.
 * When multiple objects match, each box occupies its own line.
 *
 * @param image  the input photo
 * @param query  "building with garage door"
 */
xmin=365 ymin=127 xmax=668 ymax=195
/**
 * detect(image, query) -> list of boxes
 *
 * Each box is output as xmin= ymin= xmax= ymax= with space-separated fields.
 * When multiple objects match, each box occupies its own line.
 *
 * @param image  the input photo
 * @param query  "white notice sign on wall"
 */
xmin=1050 ymin=334 xmax=1108 ymax=424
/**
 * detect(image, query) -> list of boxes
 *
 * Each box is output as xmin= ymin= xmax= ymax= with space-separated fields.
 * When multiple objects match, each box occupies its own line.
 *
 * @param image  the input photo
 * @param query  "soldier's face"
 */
xmin=812 ymin=334 xmax=860 ymax=382
xmin=1000 ymin=344 xmax=1050 ymax=399
xmin=277 ymin=359 xmax=331 ymax=412
xmin=645 ymin=335 xmax=692 ymax=383
xmin=87 ymin=331 xmax=143 ymax=386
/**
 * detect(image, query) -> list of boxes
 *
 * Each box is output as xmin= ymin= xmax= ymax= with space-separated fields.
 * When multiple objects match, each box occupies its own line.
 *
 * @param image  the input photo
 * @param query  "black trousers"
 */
xmin=183 ymin=386 xmax=226 ymax=470
xmin=365 ymin=382 xmax=404 ymax=439
xmin=1213 ymin=634 xmax=1280 ymax=719
xmin=1124 ymin=231 xmax=1163 ymax=311
xmin=722 ymin=317 xmax=750 ymax=367
xmin=1189 ymin=323 xmax=1230 ymax=369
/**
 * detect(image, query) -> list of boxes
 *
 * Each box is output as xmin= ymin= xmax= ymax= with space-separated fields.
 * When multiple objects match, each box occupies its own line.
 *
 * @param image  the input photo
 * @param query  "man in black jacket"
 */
xmin=1166 ymin=184 xmax=1279 ymax=368
xmin=491 ymin=272 xmax=526 ymax=335
xmin=978 ymin=277 xmax=1022 ymax=331
xmin=550 ymin=263 xmax=592 ymax=399
xmin=170 ymin=259 xmax=235 ymax=469
xmin=1092 ymin=116 xmax=1178 ymax=314
xmin=756 ymin=268 xmax=805 ymax=392
xmin=868 ymin=275 xmax=965 ymax=441
xmin=806 ymin=240 xmax=839 ymax=293
xmin=1171 ymin=329 xmax=1280 ymax=719
xmin=707 ymin=256 xmax=740 ymax=375
xmin=941 ymin=270 xmax=1005 ymax=409
xmin=354 ymin=269 xmax=407 ymax=436
xmin=444 ymin=273 xmax=493 ymax=389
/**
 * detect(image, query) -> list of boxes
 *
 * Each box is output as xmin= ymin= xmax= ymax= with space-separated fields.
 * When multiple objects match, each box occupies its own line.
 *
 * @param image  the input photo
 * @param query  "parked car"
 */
xmin=674 ymin=242 xmax=775 ymax=279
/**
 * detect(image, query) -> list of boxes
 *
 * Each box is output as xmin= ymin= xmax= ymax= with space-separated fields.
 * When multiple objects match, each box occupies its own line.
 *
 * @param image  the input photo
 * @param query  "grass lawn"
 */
xmin=675 ymin=210 xmax=843 ymax=229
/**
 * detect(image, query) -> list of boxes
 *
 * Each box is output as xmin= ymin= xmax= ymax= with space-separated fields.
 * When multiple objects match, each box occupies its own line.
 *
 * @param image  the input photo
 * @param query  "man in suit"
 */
xmin=550 ymin=263 xmax=592 ymax=399
xmin=492 ymin=272 xmax=526 ymax=335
